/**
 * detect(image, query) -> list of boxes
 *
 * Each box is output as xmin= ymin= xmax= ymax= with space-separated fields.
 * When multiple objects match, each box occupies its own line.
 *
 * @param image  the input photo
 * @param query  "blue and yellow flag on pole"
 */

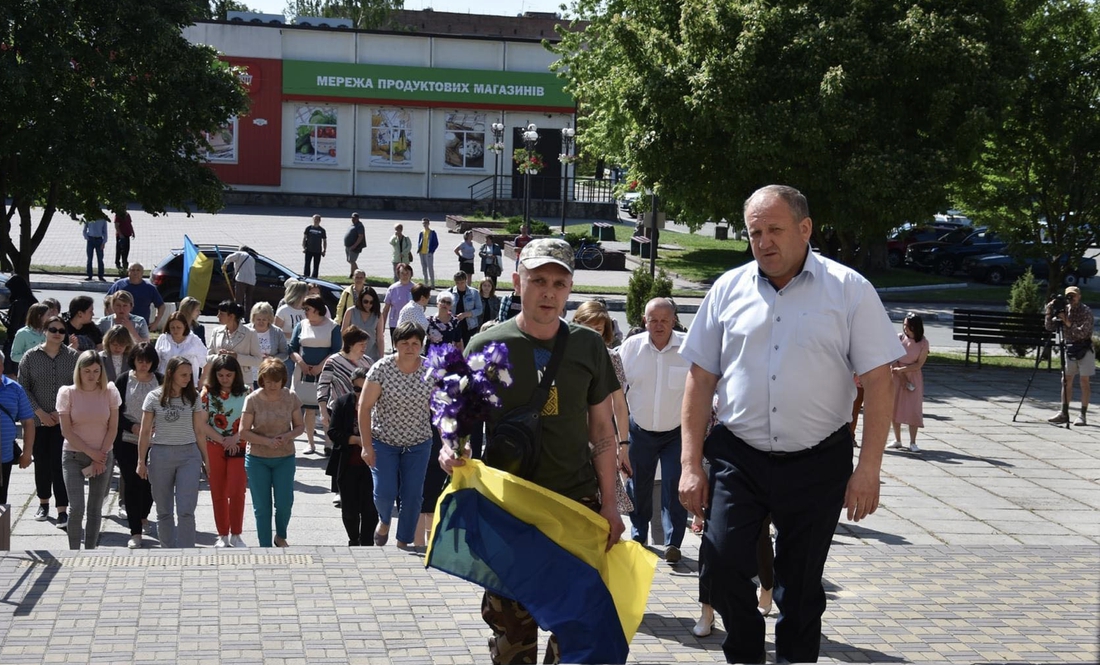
xmin=181 ymin=236 xmax=214 ymax=310
xmin=426 ymin=460 xmax=658 ymax=664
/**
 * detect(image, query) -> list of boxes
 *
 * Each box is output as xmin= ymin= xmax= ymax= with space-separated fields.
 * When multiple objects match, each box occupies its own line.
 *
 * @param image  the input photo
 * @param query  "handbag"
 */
xmin=614 ymin=472 xmax=633 ymax=514
xmin=1066 ymin=340 xmax=1091 ymax=361
xmin=483 ymin=321 xmax=569 ymax=480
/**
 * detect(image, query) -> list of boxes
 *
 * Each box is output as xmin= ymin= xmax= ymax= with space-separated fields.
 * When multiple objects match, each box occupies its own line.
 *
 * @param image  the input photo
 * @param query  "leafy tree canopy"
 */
xmin=553 ymin=0 xmax=1019 ymax=267
xmin=0 ymin=0 xmax=250 ymax=277
xmin=956 ymin=0 xmax=1099 ymax=294
xmin=205 ymin=1 xmax=257 ymax=21
xmin=284 ymin=0 xmax=404 ymax=30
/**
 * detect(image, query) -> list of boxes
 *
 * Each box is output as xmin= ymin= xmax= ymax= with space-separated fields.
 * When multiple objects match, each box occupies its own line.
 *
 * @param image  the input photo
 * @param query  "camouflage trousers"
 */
xmin=480 ymin=495 xmax=600 ymax=665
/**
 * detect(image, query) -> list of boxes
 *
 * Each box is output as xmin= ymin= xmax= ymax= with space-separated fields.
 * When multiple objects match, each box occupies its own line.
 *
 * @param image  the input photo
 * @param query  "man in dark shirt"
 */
xmin=303 ymin=214 xmax=328 ymax=278
xmin=64 ymin=295 xmax=103 ymax=351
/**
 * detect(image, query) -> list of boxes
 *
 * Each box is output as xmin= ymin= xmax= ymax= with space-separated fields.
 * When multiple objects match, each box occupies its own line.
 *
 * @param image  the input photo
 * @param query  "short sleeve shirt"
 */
xmin=57 ymin=384 xmax=122 ymax=452
xmin=304 ymin=225 xmax=327 ymax=254
xmin=365 ymin=355 xmax=432 ymax=447
xmin=107 ymin=279 xmax=164 ymax=324
xmin=384 ymin=282 xmax=413 ymax=328
xmin=0 ymin=376 xmax=34 ymax=463
xmin=466 ymin=319 xmax=617 ymax=501
xmin=142 ymin=388 xmax=203 ymax=446
xmin=243 ymin=390 xmax=302 ymax=458
xmin=680 ymin=249 xmax=903 ymax=452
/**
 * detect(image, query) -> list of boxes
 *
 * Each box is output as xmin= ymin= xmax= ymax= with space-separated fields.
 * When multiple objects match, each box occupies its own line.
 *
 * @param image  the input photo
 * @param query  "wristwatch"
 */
xmin=618 ymin=441 xmax=629 ymax=447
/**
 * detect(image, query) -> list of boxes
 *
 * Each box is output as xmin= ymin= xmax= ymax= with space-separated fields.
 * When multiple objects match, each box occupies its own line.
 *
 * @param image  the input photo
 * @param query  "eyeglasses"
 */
xmin=352 ymin=386 xmax=363 ymax=393
xmin=46 ymin=327 xmax=66 ymax=334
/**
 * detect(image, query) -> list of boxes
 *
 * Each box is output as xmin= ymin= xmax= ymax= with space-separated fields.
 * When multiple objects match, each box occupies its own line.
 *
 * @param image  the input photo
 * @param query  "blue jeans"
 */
xmin=86 ymin=237 xmax=105 ymax=279
xmin=371 ymin=438 xmax=431 ymax=545
xmin=246 ymin=454 xmax=295 ymax=547
xmin=627 ymin=421 xmax=686 ymax=548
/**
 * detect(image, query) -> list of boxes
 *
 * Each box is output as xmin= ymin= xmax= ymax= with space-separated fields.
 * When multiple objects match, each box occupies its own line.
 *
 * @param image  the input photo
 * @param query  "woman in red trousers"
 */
xmin=201 ymin=355 xmax=250 ymax=547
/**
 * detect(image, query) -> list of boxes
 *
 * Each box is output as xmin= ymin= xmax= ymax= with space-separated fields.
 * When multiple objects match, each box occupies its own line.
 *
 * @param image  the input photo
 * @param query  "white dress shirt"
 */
xmin=680 ymin=248 xmax=903 ymax=452
xmin=617 ymin=330 xmax=690 ymax=432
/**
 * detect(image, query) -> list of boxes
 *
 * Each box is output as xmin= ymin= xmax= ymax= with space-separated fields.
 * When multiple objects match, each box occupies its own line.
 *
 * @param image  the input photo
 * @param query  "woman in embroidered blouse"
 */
xmin=241 ymin=357 xmax=305 ymax=547
xmin=206 ymin=300 xmax=263 ymax=380
xmin=289 ymin=295 xmax=341 ymax=455
xmin=99 ymin=325 xmax=133 ymax=383
xmin=341 ymin=286 xmax=385 ymax=360
xmin=201 ymin=355 xmax=250 ymax=548
xmin=357 ymin=321 xmax=433 ymax=551
xmin=58 ymin=351 xmax=121 ymax=550
xmin=246 ymin=302 xmax=289 ymax=385
xmin=115 ymin=342 xmax=160 ymax=549
xmin=154 ymin=312 xmax=208 ymax=384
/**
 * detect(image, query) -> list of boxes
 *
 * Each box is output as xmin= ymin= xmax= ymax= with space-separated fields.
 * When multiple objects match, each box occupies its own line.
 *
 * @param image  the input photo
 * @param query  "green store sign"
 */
xmin=282 ymin=60 xmax=573 ymax=109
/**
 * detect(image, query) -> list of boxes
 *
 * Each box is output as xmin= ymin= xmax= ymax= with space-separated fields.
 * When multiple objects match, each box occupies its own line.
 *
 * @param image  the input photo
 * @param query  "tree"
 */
xmin=552 ymin=0 xmax=1019 ymax=269
xmin=957 ymin=0 xmax=1100 ymax=296
xmin=0 ymin=0 xmax=249 ymax=278
xmin=205 ymin=1 xmax=256 ymax=21
xmin=284 ymin=0 xmax=404 ymax=30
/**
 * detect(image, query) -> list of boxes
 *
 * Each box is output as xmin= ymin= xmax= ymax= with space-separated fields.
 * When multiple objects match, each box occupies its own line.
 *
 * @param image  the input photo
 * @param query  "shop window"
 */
xmin=293 ymin=106 xmax=339 ymax=165
xmin=443 ymin=112 xmax=486 ymax=170
xmin=370 ymin=109 xmax=413 ymax=168
xmin=203 ymin=117 xmax=238 ymax=163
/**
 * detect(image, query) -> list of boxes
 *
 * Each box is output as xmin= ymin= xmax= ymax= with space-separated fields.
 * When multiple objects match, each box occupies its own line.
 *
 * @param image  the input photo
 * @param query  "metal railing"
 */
xmin=469 ymin=175 xmax=618 ymax=205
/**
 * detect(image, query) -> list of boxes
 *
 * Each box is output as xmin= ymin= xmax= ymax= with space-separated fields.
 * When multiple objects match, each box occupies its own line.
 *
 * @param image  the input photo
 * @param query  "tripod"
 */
xmin=1014 ymin=320 xmax=1070 ymax=429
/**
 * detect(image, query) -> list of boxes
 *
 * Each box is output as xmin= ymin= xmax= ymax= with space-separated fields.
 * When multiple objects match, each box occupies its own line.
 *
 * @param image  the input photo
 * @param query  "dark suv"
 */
xmin=151 ymin=245 xmax=343 ymax=316
xmin=905 ymin=227 xmax=1006 ymax=276
xmin=887 ymin=225 xmax=961 ymax=268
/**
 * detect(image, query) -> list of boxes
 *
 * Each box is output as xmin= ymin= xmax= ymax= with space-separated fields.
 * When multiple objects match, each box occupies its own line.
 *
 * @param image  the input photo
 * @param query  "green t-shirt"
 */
xmin=467 ymin=319 xmax=618 ymax=501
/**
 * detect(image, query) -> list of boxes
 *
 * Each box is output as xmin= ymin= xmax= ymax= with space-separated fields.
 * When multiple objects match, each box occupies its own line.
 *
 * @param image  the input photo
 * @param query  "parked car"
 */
xmin=964 ymin=252 xmax=1098 ymax=286
xmin=151 ymin=245 xmax=343 ymax=316
xmin=618 ymin=192 xmax=641 ymax=214
xmin=905 ymin=227 xmax=1006 ymax=276
xmin=887 ymin=225 xmax=961 ymax=268
xmin=0 ymin=274 xmax=13 ymax=311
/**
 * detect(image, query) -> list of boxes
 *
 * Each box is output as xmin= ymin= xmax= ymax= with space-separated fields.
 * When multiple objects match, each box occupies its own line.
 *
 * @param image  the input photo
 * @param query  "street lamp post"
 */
xmin=648 ymin=189 xmax=659 ymax=278
xmin=559 ymin=127 xmax=575 ymax=234
xmin=521 ymin=123 xmax=539 ymax=236
xmin=490 ymin=121 xmax=504 ymax=218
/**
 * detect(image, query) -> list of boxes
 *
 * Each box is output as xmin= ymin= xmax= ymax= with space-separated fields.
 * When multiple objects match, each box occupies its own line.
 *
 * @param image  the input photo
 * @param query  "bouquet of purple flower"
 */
xmin=423 ymin=342 xmax=513 ymax=456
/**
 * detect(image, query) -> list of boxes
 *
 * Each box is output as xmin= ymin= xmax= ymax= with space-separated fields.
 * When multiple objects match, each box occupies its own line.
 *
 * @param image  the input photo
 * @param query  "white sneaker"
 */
xmin=214 ymin=535 xmax=230 ymax=548
xmin=886 ymin=440 xmax=904 ymax=450
xmin=229 ymin=534 xmax=246 ymax=548
xmin=127 ymin=535 xmax=142 ymax=549
xmin=909 ymin=443 xmax=921 ymax=453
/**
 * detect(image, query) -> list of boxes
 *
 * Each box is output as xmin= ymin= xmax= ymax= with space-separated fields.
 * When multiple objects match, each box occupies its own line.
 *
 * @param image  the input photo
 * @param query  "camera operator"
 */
xmin=1045 ymin=286 xmax=1094 ymax=426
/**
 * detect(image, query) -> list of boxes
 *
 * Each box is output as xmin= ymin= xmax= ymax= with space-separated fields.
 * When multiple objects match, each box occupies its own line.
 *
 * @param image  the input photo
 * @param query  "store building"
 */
xmin=184 ymin=17 xmax=595 ymax=212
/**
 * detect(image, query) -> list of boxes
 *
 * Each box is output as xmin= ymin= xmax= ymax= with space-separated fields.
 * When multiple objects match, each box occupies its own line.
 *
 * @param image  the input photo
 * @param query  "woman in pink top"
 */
xmin=59 ymin=350 xmax=121 ymax=549
xmin=887 ymin=314 xmax=931 ymax=453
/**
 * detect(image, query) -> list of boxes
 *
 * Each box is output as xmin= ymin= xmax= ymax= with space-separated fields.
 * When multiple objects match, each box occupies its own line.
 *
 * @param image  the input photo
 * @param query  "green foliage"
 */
xmin=1004 ymin=268 xmax=1043 ymax=357
xmin=284 ymin=0 xmax=405 ymax=30
xmin=626 ymin=267 xmax=674 ymax=327
xmin=956 ymin=0 xmax=1100 ymax=299
xmin=552 ymin=0 xmax=1018 ymax=269
xmin=503 ymin=218 xmax=551 ymax=236
xmin=0 ymin=0 xmax=250 ymax=277
xmin=205 ymin=1 xmax=254 ymax=20
xmin=562 ymin=232 xmax=598 ymax=249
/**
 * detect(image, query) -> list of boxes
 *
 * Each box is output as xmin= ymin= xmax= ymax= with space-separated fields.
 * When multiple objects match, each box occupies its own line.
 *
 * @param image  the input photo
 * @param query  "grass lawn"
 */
xmin=926 ymin=350 xmax=1055 ymax=370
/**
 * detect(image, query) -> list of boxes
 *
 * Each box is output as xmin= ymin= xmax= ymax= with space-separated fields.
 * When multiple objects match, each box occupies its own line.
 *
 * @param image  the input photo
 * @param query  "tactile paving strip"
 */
xmin=16 ymin=553 xmax=315 ymax=567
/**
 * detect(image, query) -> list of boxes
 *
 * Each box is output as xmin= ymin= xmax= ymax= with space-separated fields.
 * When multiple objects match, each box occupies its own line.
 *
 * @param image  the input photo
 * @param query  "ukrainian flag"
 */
xmin=426 ymin=460 xmax=658 ymax=664
xmin=180 ymin=235 xmax=214 ymax=309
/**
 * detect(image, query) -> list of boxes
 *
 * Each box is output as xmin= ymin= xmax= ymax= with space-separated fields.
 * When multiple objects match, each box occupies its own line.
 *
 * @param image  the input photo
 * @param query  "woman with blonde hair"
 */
xmin=177 ymin=296 xmax=205 ymax=345
xmin=58 ymin=350 xmax=121 ymax=549
xmin=335 ymin=270 xmax=367 ymax=323
xmin=289 ymin=295 xmax=341 ymax=454
xmin=247 ymin=302 xmax=289 ymax=385
xmin=100 ymin=325 xmax=134 ymax=383
xmin=275 ymin=280 xmax=308 ymax=341
xmin=242 ymin=357 xmax=305 ymax=547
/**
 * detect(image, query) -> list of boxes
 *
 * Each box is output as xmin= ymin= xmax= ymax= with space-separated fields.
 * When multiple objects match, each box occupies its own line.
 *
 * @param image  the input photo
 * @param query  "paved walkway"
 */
xmin=1 ymin=365 xmax=1097 ymax=663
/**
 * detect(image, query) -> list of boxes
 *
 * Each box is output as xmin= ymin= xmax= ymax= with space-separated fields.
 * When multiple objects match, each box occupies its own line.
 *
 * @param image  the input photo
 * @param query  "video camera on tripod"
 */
xmin=1048 ymin=293 xmax=1067 ymax=317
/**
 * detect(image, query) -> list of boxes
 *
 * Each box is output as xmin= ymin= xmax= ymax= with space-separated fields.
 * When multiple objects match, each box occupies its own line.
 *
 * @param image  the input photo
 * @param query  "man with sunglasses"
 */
xmin=1045 ymin=286 xmax=1094 ymax=426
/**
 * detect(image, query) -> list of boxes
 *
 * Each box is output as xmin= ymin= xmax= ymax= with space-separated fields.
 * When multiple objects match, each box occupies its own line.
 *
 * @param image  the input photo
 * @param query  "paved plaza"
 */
xmin=0 ymin=363 xmax=1096 ymax=663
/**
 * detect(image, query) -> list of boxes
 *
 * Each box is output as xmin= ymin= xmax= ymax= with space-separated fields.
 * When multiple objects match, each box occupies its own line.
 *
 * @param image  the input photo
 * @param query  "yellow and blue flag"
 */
xmin=426 ymin=460 xmax=658 ymax=664
xmin=181 ymin=236 xmax=214 ymax=310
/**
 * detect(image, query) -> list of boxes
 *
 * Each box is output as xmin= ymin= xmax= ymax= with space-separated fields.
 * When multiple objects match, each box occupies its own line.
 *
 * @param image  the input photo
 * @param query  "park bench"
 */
xmin=630 ymin=235 xmax=652 ymax=259
xmin=591 ymin=221 xmax=616 ymax=241
xmin=952 ymin=309 xmax=1053 ymax=369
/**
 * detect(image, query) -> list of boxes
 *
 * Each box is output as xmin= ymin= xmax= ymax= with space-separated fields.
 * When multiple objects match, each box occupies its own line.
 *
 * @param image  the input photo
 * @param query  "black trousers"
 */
xmin=699 ymin=514 xmax=773 ymax=606
xmin=115 ymin=236 xmax=131 ymax=269
xmin=338 ymin=462 xmax=378 ymax=546
xmin=0 ymin=461 xmax=12 ymax=505
xmin=33 ymin=425 xmax=67 ymax=507
xmin=703 ymin=425 xmax=851 ymax=664
xmin=304 ymin=252 xmax=321 ymax=278
xmin=114 ymin=440 xmax=153 ymax=535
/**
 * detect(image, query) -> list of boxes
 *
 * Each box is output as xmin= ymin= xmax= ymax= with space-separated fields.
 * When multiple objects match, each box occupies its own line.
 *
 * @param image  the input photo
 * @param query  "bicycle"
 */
xmin=575 ymin=241 xmax=604 ymax=270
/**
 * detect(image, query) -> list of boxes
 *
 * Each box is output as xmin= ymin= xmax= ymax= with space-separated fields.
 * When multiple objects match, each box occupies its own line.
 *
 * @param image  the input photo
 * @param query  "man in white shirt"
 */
xmin=617 ymin=298 xmax=691 ymax=563
xmin=223 ymin=246 xmax=257 ymax=314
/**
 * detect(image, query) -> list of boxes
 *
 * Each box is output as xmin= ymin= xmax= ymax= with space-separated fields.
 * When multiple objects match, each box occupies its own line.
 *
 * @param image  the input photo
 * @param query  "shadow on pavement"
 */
xmin=837 ymin=523 xmax=911 ymax=546
xmin=821 ymin=635 xmax=906 ymax=663
xmin=1 ymin=551 xmax=61 ymax=617
xmin=916 ymin=449 xmax=1014 ymax=467
xmin=635 ymin=612 xmax=734 ymax=653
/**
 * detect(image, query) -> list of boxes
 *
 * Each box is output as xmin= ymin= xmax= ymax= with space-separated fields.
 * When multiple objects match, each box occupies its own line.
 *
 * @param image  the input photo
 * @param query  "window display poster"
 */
xmin=203 ymin=118 xmax=238 ymax=163
xmin=444 ymin=113 xmax=485 ymax=170
xmin=294 ymin=106 xmax=338 ymax=165
xmin=370 ymin=109 xmax=413 ymax=168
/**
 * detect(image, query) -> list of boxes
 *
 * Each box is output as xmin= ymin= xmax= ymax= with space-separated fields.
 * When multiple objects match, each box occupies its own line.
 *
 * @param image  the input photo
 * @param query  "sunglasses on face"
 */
xmin=47 ymin=327 xmax=67 ymax=334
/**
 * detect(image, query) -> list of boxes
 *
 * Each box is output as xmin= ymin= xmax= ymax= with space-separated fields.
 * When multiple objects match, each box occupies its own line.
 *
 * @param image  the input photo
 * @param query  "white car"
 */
xmin=618 ymin=192 xmax=641 ymax=213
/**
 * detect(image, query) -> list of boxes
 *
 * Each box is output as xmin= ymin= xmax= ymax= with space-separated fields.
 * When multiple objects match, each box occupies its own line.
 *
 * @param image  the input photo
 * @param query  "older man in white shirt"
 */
xmin=617 ymin=297 xmax=692 ymax=563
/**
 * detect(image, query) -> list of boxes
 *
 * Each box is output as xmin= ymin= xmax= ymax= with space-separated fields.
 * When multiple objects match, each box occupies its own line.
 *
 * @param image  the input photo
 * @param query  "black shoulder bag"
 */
xmin=483 ymin=321 xmax=569 ymax=480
